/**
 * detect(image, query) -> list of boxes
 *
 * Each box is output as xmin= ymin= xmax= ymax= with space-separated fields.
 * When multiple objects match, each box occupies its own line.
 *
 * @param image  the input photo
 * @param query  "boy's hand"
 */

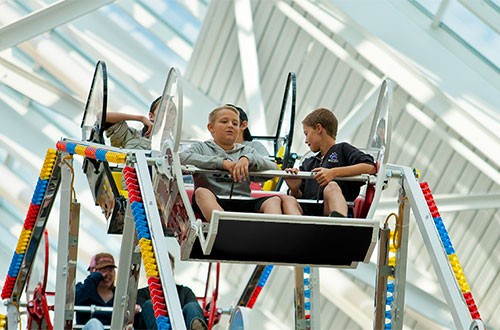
xmin=233 ymin=157 xmax=249 ymax=182
xmin=284 ymin=168 xmax=301 ymax=196
xmin=96 ymin=266 xmax=113 ymax=277
xmin=284 ymin=167 xmax=299 ymax=175
xmin=142 ymin=117 xmax=154 ymax=138
xmin=311 ymin=167 xmax=336 ymax=186
xmin=221 ymin=158 xmax=249 ymax=182
xmin=222 ymin=159 xmax=235 ymax=172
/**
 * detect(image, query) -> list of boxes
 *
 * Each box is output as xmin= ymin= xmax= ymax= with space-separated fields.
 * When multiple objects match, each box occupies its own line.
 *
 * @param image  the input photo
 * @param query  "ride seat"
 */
xmin=353 ymin=184 xmax=375 ymax=219
xmin=353 ymin=162 xmax=379 ymax=219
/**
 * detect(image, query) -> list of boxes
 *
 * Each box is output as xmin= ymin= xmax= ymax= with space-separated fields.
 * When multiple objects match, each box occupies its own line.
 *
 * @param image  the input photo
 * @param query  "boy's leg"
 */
xmin=194 ymin=188 xmax=223 ymax=222
xmin=82 ymin=318 xmax=105 ymax=330
xmin=280 ymin=195 xmax=303 ymax=215
xmin=258 ymin=196 xmax=282 ymax=214
xmin=137 ymin=300 xmax=157 ymax=330
xmin=323 ymin=182 xmax=348 ymax=217
xmin=182 ymin=301 xmax=208 ymax=330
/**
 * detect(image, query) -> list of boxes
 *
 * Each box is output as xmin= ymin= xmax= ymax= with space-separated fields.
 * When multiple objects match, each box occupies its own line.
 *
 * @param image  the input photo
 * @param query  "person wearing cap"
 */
xmin=75 ymin=252 xmax=117 ymax=329
xmin=227 ymin=104 xmax=272 ymax=191
xmin=227 ymin=104 xmax=269 ymax=156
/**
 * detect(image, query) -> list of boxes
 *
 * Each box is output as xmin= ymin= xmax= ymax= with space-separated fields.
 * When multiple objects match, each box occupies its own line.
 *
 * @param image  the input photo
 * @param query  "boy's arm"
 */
xmin=107 ymin=112 xmax=153 ymax=137
xmin=98 ymin=111 xmax=154 ymax=137
xmin=284 ymin=168 xmax=303 ymax=198
xmin=75 ymin=272 xmax=103 ymax=304
xmin=103 ymin=112 xmax=149 ymax=125
xmin=312 ymin=163 xmax=377 ymax=186
xmin=179 ymin=142 xmax=226 ymax=170
xmin=286 ymin=178 xmax=303 ymax=198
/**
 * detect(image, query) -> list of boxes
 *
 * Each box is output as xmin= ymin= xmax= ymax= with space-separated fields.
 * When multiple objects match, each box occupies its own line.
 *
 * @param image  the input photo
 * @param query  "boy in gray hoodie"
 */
xmin=180 ymin=105 xmax=282 ymax=222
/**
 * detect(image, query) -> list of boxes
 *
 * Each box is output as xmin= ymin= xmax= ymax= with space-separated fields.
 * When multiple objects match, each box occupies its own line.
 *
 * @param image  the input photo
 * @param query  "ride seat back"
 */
xmin=353 ymin=184 xmax=375 ymax=219
xmin=353 ymin=162 xmax=379 ymax=219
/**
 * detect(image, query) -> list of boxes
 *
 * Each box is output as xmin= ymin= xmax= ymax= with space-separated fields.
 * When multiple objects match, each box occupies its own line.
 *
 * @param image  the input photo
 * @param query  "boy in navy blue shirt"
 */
xmin=284 ymin=108 xmax=376 ymax=217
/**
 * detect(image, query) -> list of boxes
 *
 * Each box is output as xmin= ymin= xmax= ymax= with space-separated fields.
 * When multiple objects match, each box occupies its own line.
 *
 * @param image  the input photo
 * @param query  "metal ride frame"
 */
xmin=0 ymin=63 xmax=485 ymax=330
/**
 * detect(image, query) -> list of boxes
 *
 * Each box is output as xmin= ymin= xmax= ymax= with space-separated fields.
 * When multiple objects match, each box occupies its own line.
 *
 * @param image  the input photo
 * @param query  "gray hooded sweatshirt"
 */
xmin=179 ymin=140 xmax=276 ymax=197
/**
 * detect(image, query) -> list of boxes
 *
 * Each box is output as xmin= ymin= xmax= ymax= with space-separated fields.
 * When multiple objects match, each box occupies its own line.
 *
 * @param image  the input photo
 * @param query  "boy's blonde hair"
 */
xmin=302 ymin=108 xmax=338 ymax=138
xmin=209 ymin=105 xmax=240 ymax=124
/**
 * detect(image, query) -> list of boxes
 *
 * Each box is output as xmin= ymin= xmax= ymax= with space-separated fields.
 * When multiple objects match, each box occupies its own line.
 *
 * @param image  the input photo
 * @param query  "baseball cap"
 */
xmin=88 ymin=252 xmax=116 ymax=271
xmin=226 ymin=104 xmax=253 ymax=141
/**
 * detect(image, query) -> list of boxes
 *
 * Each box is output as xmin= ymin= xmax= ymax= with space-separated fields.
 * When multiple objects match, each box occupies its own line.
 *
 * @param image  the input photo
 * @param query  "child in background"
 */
xmin=101 ymin=97 xmax=161 ymax=149
xmin=228 ymin=103 xmax=269 ymax=156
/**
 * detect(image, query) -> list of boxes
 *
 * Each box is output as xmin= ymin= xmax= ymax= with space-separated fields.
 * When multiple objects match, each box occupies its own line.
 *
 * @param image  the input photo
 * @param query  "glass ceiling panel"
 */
xmin=442 ymin=0 xmax=499 ymax=69
xmin=140 ymin=0 xmax=204 ymax=45
xmin=412 ymin=0 xmax=499 ymax=71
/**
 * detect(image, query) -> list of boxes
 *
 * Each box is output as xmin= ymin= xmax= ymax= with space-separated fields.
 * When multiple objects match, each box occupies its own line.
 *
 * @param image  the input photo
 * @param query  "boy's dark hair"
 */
xmin=226 ymin=104 xmax=253 ymax=141
xmin=150 ymin=96 xmax=162 ymax=114
xmin=302 ymin=108 xmax=338 ymax=138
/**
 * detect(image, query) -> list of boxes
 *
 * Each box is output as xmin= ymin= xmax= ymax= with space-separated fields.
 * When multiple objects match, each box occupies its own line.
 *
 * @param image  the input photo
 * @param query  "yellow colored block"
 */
xmin=111 ymin=170 xmax=128 ymax=198
xmin=39 ymin=170 xmax=53 ymax=180
xmin=106 ymin=152 xmax=127 ymax=164
xmin=16 ymin=229 xmax=32 ymax=253
xmin=144 ymin=263 xmax=158 ymax=272
xmin=0 ymin=313 xmax=6 ymax=329
xmin=146 ymin=269 xmax=159 ymax=278
xmin=74 ymin=145 xmax=87 ymax=157
xmin=141 ymin=251 xmax=155 ymax=260
xmin=139 ymin=238 xmax=153 ymax=249
xmin=143 ymin=255 xmax=156 ymax=265
xmin=448 ymin=253 xmax=471 ymax=293
xmin=40 ymin=151 xmax=57 ymax=179
xmin=458 ymin=280 xmax=471 ymax=293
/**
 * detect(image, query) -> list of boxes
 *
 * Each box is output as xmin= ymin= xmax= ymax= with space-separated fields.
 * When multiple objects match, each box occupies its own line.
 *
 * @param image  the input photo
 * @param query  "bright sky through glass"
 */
xmin=416 ymin=0 xmax=499 ymax=70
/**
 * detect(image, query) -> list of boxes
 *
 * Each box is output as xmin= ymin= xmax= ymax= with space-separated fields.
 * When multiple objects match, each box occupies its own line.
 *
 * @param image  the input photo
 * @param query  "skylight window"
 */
xmin=412 ymin=0 xmax=499 ymax=71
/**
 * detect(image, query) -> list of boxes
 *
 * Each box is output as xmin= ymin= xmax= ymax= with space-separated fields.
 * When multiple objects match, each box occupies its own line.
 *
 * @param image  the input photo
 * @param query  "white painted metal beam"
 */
xmin=276 ymin=0 xmax=381 ymax=86
xmin=377 ymin=192 xmax=500 ymax=214
xmin=0 ymin=57 xmax=83 ymax=121
xmin=432 ymin=0 xmax=451 ymax=29
xmin=300 ymin=0 xmax=500 ymax=174
xmin=0 ymin=0 xmax=115 ymax=51
xmin=405 ymin=102 xmax=500 ymax=185
xmin=337 ymin=83 xmax=381 ymax=142
xmin=234 ymin=0 xmax=267 ymax=135
xmin=345 ymin=262 xmax=454 ymax=329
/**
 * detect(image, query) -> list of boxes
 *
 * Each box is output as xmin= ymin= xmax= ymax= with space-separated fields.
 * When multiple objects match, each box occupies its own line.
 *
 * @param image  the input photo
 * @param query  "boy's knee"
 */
xmin=83 ymin=318 xmax=104 ymax=330
xmin=263 ymin=196 xmax=281 ymax=207
xmin=259 ymin=196 xmax=282 ymax=214
xmin=280 ymin=195 xmax=298 ymax=204
xmin=324 ymin=181 xmax=341 ymax=195
xmin=194 ymin=187 xmax=214 ymax=199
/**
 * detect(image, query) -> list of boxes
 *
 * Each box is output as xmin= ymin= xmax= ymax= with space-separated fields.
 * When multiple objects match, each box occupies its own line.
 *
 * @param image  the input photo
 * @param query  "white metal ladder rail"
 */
xmin=385 ymin=164 xmax=484 ymax=330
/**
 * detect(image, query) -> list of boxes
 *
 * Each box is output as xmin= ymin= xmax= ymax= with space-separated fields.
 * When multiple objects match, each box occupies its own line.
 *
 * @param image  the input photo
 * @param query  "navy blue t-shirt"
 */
xmin=299 ymin=142 xmax=375 ymax=202
xmin=75 ymin=272 xmax=115 ymax=326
